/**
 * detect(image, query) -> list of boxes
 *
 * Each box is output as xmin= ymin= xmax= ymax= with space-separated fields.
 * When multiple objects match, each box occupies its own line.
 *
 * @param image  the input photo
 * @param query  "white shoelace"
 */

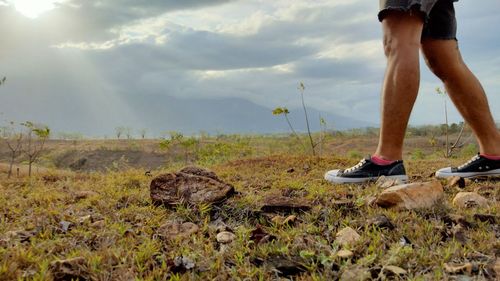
xmin=344 ymin=159 xmax=367 ymax=173
xmin=457 ymin=155 xmax=480 ymax=170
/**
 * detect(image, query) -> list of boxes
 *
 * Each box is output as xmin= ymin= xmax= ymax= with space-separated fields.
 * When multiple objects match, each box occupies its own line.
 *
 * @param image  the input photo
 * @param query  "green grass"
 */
xmin=0 ymin=138 xmax=498 ymax=280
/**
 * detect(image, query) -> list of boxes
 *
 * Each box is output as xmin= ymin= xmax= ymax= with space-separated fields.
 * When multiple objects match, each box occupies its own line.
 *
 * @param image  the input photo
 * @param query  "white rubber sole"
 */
xmin=324 ymin=169 xmax=409 ymax=184
xmin=435 ymin=167 xmax=500 ymax=179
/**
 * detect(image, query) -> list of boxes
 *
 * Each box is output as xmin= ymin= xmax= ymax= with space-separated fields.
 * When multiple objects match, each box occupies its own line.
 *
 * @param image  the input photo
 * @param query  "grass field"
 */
xmin=0 ymin=135 xmax=498 ymax=280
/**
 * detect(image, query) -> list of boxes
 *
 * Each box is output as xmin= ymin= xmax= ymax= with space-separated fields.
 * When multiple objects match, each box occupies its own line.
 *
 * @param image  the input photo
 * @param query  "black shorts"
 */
xmin=378 ymin=0 xmax=458 ymax=40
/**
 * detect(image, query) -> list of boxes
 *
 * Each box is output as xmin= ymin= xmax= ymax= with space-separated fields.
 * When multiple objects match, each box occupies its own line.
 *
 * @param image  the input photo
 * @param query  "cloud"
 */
xmin=0 ymin=0 xmax=499 ymax=136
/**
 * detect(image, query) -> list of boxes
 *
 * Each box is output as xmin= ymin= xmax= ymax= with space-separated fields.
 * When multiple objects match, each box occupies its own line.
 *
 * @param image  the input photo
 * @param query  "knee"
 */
xmin=423 ymin=53 xmax=458 ymax=82
xmin=383 ymin=35 xmax=420 ymax=58
xmin=424 ymin=55 xmax=446 ymax=80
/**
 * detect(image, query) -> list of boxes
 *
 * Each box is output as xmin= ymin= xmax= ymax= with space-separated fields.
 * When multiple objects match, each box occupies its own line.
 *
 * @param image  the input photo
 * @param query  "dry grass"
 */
xmin=0 ymin=138 xmax=498 ymax=280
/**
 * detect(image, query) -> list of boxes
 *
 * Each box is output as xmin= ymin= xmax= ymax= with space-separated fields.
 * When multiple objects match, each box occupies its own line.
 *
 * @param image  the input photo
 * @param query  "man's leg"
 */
xmin=422 ymin=39 xmax=500 ymax=178
xmin=374 ymin=11 xmax=425 ymax=161
xmin=324 ymin=10 xmax=423 ymax=184
xmin=421 ymin=39 xmax=500 ymax=156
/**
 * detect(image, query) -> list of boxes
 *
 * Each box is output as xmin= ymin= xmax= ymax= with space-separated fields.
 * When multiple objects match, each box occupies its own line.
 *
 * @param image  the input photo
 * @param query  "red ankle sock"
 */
xmin=480 ymin=154 xmax=500 ymax=160
xmin=371 ymin=155 xmax=396 ymax=166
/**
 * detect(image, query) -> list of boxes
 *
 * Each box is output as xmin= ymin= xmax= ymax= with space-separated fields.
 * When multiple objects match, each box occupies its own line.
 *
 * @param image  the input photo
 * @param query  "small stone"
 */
xmin=384 ymin=265 xmax=407 ymax=276
xmin=157 ymin=221 xmax=199 ymax=240
xmin=286 ymin=168 xmax=295 ymax=173
xmin=376 ymin=176 xmax=403 ymax=188
xmin=216 ymin=231 xmax=236 ymax=244
xmin=375 ymin=181 xmax=444 ymax=210
xmin=399 ymin=236 xmax=412 ymax=247
xmin=266 ymin=255 xmax=307 ymax=277
xmin=453 ymin=192 xmax=489 ymax=208
xmin=335 ymin=227 xmax=361 ymax=247
xmin=173 ymin=256 xmax=195 ymax=270
xmin=448 ymin=176 xmax=466 ymax=188
xmin=77 ymin=215 xmax=91 ymax=224
xmin=336 ymin=250 xmax=354 ymax=259
xmin=366 ymin=215 xmax=395 ymax=230
xmin=60 ymin=221 xmax=72 ymax=232
xmin=91 ymin=220 xmax=105 ymax=228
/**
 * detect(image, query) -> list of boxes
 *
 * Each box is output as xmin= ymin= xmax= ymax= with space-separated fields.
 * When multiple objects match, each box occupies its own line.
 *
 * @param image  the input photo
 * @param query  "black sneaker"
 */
xmin=324 ymin=157 xmax=408 ymax=184
xmin=435 ymin=154 xmax=500 ymax=178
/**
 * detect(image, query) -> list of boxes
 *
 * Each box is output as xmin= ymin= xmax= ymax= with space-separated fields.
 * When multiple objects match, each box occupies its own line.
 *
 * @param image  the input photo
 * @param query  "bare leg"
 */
xmin=374 ymin=11 xmax=424 ymax=161
xmin=422 ymin=39 xmax=500 ymax=155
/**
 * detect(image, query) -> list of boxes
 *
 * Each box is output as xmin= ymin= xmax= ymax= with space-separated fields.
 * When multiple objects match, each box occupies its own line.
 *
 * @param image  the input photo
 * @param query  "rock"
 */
xmin=50 ymin=257 xmax=87 ymax=281
xmin=399 ymin=236 xmax=412 ymax=247
xmin=374 ymin=181 xmax=444 ymax=210
xmin=286 ymin=168 xmax=295 ymax=173
xmin=74 ymin=190 xmax=98 ymax=200
xmin=261 ymin=196 xmax=311 ymax=213
xmin=474 ymin=185 xmax=496 ymax=197
xmin=447 ymin=176 xmax=466 ymax=188
xmin=216 ymin=231 xmax=236 ymax=244
xmin=335 ymin=227 xmax=361 ymax=247
xmin=59 ymin=221 xmax=72 ymax=233
xmin=91 ymin=220 xmax=105 ymax=228
xmin=150 ymin=166 xmax=234 ymax=206
xmin=169 ymin=256 xmax=195 ymax=273
xmin=383 ymin=265 xmax=407 ymax=276
xmin=453 ymin=192 xmax=489 ymax=208
xmin=376 ymin=176 xmax=404 ymax=188
xmin=266 ymin=255 xmax=307 ymax=277
xmin=366 ymin=215 xmax=395 ymax=230
xmin=179 ymin=166 xmax=219 ymax=180
xmin=77 ymin=215 xmax=92 ymax=224
xmin=336 ymin=249 xmax=354 ymax=259
xmin=157 ymin=221 xmax=199 ymax=240
xmin=208 ymin=219 xmax=231 ymax=233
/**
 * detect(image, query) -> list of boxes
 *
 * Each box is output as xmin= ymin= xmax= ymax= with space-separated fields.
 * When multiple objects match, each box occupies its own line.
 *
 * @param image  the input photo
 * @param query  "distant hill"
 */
xmin=130 ymin=94 xmax=375 ymax=136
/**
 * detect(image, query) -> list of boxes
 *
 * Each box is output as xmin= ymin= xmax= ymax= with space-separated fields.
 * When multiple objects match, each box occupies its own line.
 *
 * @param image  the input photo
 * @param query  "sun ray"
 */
xmin=11 ymin=0 xmax=58 ymax=18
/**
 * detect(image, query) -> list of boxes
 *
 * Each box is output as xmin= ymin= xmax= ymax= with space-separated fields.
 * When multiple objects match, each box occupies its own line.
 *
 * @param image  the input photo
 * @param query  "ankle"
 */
xmin=372 ymin=154 xmax=399 ymax=165
xmin=480 ymin=154 xmax=500 ymax=160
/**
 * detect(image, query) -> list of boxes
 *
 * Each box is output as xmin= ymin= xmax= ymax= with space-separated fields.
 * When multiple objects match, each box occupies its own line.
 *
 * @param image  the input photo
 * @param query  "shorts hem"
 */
xmin=378 ymin=4 xmax=428 ymax=22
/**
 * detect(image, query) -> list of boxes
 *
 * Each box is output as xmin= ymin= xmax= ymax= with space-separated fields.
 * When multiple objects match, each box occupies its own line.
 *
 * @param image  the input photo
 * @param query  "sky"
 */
xmin=0 ymin=0 xmax=499 ymax=137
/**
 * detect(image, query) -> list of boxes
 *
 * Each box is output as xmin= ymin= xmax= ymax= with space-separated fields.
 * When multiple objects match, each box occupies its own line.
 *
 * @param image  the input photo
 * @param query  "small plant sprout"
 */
xmin=436 ymin=87 xmax=449 ymax=157
xmin=436 ymin=86 xmax=467 ymax=158
xmin=20 ymin=121 xmax=50 ymax=177
xmin=273 ymin=107 xmax=305 ymax=150
xmin=1 ymin=121 xmax=23 ymax=178
xmin=298 ymin=82 xmax=316 ymax=156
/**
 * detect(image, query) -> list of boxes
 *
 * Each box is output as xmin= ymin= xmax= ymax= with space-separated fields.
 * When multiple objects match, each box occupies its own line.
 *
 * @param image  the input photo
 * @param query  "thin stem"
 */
xmin=284 ymin=114 xmax=306 ymax=151
xmin=300 ymin=90 xmax=315 ymax=156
